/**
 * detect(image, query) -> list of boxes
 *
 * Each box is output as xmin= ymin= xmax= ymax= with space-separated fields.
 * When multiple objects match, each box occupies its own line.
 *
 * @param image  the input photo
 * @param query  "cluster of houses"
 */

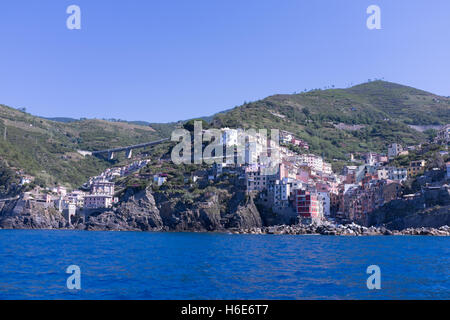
xmin=66 ymin=159 xmax=150 ymax=212
xmin=15 ymin=124 xmax=450 ymax=226
xmin=435 ymin=124 xmax=450 ymax=145
xmin=204 ymin=127 xmax=450 ymax=225
xmin=280 ymin=130 xmax=310 ymax=150
xmin=64 ymin=160 xmax=152 ymax=213
xmin=44 ymin=179 xmax=116 ymax=223
xmin=19 ymin=159 xmax=152 ymax=223
xmin=85 ymin=159 xmax=150 ymax=185
xmin=209 ymin=129 xmax=336 ymax=224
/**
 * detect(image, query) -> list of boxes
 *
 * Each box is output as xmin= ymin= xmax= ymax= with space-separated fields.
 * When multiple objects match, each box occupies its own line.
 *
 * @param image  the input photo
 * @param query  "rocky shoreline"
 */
xmin=231 ymin=222 xmax=450 ymax=236
xmin=2 ymin=222 xmax=450 ymax=236
xmin=1 ymin=190 xmax=449 ymax=236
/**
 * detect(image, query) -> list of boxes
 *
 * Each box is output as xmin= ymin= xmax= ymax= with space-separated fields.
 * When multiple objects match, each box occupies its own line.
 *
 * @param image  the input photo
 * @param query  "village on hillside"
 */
xmin=12 ymin=124 xmax=450 ymax=226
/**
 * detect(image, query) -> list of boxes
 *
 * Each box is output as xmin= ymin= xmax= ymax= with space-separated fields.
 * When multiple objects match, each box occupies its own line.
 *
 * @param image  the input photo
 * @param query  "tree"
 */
xmin=183 ymin=119 xmax=209 ymax=132
xmin=426 ymin=152 xmax=445 ymax=170
xmin=302 ymin=107 xmax=311 ymax=117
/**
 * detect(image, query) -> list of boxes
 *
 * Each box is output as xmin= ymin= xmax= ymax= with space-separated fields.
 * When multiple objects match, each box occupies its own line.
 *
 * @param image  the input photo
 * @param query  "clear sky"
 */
xmin=0 ymin=0 xmax=449 ymax=123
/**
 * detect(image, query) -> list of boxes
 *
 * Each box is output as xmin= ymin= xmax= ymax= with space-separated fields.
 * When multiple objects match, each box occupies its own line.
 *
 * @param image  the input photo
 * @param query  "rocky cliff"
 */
xmin=82 ymin=187 xmax=263 ymax=232
xmin=381 ymin=206 xmax=450 ymax=230
xmin=84 ymin=189 xmax=164 ymax=231
xmin=0 ymin=197 xmax=66 ymax=229
xmin=1 ymin=187 xmax=448 ymax=235
xmin=0 ymin=187 xmax=264 ymax=231
xmin=364 ymin=186 xmax=450 ymax=229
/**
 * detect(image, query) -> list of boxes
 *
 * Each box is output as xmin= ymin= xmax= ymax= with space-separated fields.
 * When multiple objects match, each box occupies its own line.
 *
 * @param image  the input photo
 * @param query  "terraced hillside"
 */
xmin=0 ymin=104 xmax=176 ymax=187
xmin=212 ymin=81 xmax=450 ymax=160
xmin=1 ymin=80 xmax=449 ymax=188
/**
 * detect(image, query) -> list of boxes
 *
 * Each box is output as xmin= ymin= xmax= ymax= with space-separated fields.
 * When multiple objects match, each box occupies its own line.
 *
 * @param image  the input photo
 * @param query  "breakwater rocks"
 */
xmin=232 ymin=222 xmax=450 ymax=236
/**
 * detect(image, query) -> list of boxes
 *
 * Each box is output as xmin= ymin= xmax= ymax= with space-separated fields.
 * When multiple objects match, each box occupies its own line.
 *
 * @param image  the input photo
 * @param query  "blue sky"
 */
xmin=0 ymin=0 xmax=449 ymax=123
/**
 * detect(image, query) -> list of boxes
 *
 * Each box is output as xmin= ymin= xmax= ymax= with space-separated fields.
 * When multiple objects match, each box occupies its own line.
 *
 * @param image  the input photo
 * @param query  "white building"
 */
xmin=245 ymin=164 xmax=271 ymax=192
xmin=53 ymin=186 xmax=67 ymax=197
xmin=153 ymin=175 xmax=167 ymax=186
xmin=63 ymin=203 xmax=77 ymax=224
xmin=318 ymin=192 xmax=331 ymax=217
xmin=273 ymin=179 xmax=291 ymax=207
xmin=298 ymin=154 xmax=321 ymax=172
xmin=91 ymin=181 xmax=114 ymax=196
xmin=388 ymin=144 xmax=403 ymax=160
xmin=343 ymin=165 xmax=358 ymax=176
xmin=377 ymin=168 xmax=389 ymax=180
xmin=364 ymin=152 xmax=385 ymax=166
xmin=20 ymin=176 xmax=33 ymax=185
xmin=388 ymin=167 xmax=408 ymax=182
xmin=66 ymin=191 xmax=85 ymax=207
xmin=322 ymin=162 xmax=333 ymax=175
xmin=436 ymin=124 xmax=450 ymax=144
xmin=280 ymin=132 xmax=293 ymax=144
xmin=84 ymin=195 xmax=113 ymax=209
xmin=221 ymin=128 xmax=239 ymax=147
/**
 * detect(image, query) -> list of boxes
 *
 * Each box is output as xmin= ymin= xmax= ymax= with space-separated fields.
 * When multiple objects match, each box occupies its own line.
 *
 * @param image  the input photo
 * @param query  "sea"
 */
xmin=0 ymin=230 xmax=448 ymax=300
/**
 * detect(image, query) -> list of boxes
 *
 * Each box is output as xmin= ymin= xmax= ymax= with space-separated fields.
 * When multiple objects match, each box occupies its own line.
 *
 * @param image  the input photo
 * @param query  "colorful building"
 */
xmin=407 ymin=160 xmax=426 ymax=177
xmin=295 ymin=190 xmax=323 ymax=223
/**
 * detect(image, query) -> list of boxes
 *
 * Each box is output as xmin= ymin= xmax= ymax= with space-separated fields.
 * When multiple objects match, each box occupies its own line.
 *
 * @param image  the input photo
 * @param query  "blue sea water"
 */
xmin=0 ymin=230 xmax=448 ymax=300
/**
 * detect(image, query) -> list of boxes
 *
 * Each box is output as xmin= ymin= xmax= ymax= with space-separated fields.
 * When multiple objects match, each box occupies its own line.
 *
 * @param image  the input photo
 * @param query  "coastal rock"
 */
xmin=117 ymin=188 xmax=163 ymax=230
xmin=0 ymin=198 xmax=66 ymax=229
xmin=85 ymin=188 xmax=163 ymax=231
xmin=384 ymin=206 xmax=450 ymax=230
xmin=156 ymin=193 xmax=223 ymax=231
xmin=224 ymin=194 xmax=263 ymax=229
xmin=236 ymin=222 xmax=450 ymax=236
xmin=366 ymin=189 xmax=450 ymax=230
xmin=2 ymin=188 xmax=449 ymax=236
xmin=154 ymin=189 xmax=262 ymax=231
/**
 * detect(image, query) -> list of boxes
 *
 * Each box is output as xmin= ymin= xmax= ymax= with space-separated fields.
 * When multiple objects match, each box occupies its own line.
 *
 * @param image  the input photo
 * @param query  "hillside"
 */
xmin=0 ymin=104 xmax=176 ymax=187
xmin=212 ymin=81 xmax=450 ymax=161
xmin=1 ymin=80 xmax=449 ymax=188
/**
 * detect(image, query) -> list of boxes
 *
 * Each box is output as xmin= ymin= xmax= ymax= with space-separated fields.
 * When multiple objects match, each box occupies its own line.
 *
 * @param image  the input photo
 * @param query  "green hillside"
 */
xmin=0 ymin=104 xmax=176 ymax=187
xmin=212 ymin=81 xmax=450 ymax=160
xmin=1 ymin=80 xmax=449 ymax=188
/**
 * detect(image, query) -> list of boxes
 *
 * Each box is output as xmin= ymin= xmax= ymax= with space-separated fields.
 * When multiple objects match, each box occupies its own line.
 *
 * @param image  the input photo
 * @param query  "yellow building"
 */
xmin=407 ymin=160 xmax=426 ymax=177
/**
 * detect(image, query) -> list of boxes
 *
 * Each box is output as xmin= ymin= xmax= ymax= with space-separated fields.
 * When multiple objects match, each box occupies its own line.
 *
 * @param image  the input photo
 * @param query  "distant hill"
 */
xmin=212 ymin=81 xmax=450 ymax=160
xmin=0 ymin=104 xmax=176 ymax=187
xmin=42 ymin=117 xmax=79 ymax=123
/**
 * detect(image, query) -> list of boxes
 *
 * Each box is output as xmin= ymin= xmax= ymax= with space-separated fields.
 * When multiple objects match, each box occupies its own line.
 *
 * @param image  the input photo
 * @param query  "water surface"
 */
xmin=0 ymin=230 xmax=448 ymax=299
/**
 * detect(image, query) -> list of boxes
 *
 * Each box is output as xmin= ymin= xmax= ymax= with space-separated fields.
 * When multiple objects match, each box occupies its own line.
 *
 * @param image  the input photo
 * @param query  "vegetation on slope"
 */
xmin=1 ymin=80 xmax=449 ymax=188
xmin=0 ymin=104 xmax=175 ymax=187
xmin=212 ymin=81 xmax=450 ymax=161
